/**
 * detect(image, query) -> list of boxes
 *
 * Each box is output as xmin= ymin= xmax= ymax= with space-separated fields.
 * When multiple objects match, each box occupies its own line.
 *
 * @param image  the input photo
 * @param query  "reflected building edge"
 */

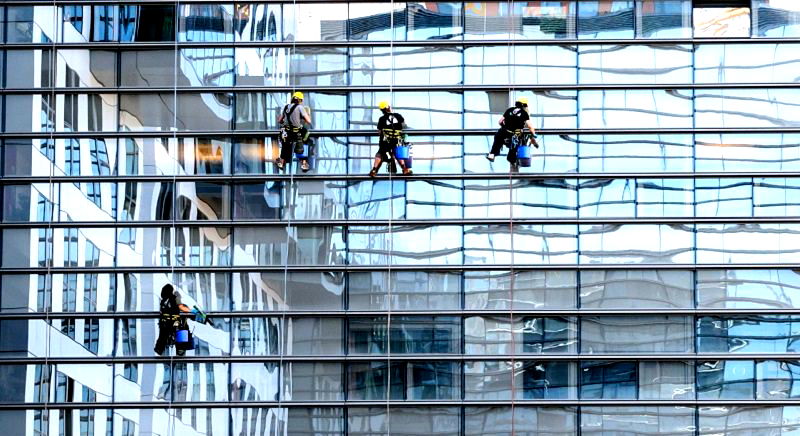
xmin=3 ymin=1 xmax=800 ymax=435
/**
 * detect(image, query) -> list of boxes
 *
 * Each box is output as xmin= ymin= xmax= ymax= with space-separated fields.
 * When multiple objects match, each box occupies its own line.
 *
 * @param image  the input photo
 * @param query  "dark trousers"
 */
xmin=491 ymin=128 xmax=513 ymax=156
xmin=154 ymin=321 xmax=171 ymax=355
xmin=280 ymin=127 xmax=309 ymax=161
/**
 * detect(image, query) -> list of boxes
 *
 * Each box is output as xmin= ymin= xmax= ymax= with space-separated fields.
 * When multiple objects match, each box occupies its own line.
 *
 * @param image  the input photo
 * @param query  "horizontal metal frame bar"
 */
xmin=5 ymin=83 xmax=800 ymax=94
xmin=2 ymin=264 xmax=799 ymax=274
xmin=1 ymin=354 xmax=798 ymax=365
xmin=4 ymin=36 xmax=800 ymax=48
xmin=4 ymin=217 xmax=800 ymax=228
xmin=4 ymin=127 xmax=800 ymax=139
xmin=0 ymin=399 xmax=797 ymax=410
xmin=6 ymin=172 xmax=800 ymax=183
xmin=2 ymin=309 xmax=800 ymax=320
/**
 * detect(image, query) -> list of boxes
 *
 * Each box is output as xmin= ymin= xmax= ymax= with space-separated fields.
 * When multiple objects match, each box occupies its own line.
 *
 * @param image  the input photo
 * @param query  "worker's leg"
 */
xmin=154 ymin=322 xmax=170 ymax=355
xmin=490 ymin=129 xmax=509 ymax=155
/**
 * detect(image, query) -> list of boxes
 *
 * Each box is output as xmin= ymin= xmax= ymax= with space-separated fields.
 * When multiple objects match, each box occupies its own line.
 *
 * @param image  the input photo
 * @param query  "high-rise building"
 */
xmin=1 ymin=1 xmax=800 ymax=434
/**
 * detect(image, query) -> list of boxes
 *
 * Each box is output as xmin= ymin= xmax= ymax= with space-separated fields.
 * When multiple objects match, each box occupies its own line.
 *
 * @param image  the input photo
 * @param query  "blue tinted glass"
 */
xmin=578 ymin=1 xmax=634 ymax=39
xmin=698 ymin=316 xmax=800 ymax=353
xmin=697 ymin=360 xmax=755 ymax=400
xmin=755 ymin=0 xmax=800 ymax=37
xmin=580 ymin=361 xmax=637 ymax=399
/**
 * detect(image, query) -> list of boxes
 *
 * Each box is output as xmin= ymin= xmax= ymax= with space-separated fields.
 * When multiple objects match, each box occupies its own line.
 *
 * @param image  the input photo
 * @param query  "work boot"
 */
xmin=275 ymin=159 xmax=285 ymax=170
xmin=369 ymin=168 xmax=378 ymax=178
xmin=403 ymin=168 xmax=413 ymax=175
xmin=301 ymin=160 xmax=310 ymax=172
xmin=486 ymin=153 xmax=495 ymax=162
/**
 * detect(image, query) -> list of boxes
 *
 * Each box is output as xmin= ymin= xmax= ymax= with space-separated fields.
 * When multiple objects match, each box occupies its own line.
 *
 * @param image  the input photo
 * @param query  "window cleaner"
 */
xmin=370 ymin=101 xmax=412 ymax=177
xmin=154 ymin=284 xmax=209 ymax=356
xmin=276 ymin=91 xmax=313 ymax=172
xmin=486 ymin=97 xmax=539 ymax=170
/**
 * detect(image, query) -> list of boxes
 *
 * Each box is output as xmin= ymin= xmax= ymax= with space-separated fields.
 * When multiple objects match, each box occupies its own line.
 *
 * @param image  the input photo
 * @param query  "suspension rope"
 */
xmin=385 ymin=1 xmax=395 ymax=431
xmin=507 ymin=1 xmax=517 ymax=433
xmin=167 ymin=4 xmax=180 ymax=432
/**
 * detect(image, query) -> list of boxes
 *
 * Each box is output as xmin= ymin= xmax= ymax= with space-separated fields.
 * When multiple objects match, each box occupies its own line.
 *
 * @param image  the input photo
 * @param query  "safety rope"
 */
xmin=506 ymin=1 xmax=517 ymax=433
xmin=385 ymin=1 xmax=395 ymax=432
xmin=277 ymin=0 xmax=300 ymax=422
xmin=167 ymin=5 xmax=179 ymax=432
xmin=43 ymin=1 xmax=56 ymax=422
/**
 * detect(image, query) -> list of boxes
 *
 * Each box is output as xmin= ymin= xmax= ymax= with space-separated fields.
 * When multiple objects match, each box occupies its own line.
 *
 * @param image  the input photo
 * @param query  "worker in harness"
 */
xmin=276 ymin=91 xmax=313 ymax=172
xmin=486 ymin=97 xmax=539 ymax=167
xmin=154 ymin=284 xmax=208 ymax=356
xmin=370 ymin=101 xmax=412 ymax=177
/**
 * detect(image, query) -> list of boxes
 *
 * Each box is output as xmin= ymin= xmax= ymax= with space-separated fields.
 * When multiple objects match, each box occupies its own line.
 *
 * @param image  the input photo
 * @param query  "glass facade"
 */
xmin=2 ymin=0 xmax=800 ymax=434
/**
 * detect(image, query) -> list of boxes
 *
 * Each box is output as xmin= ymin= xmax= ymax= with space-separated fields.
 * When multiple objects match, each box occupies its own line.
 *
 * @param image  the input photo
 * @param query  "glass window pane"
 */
xmin=754 ymin=178 xmax=800 ymax=217
xmin=580 ymin=361 xmax=637 ymax=399
xmin=757 ymin=360 xmax=800 ymax=399
xmin=755 ymin=0 xmax=800 ymax=37
xmin=465 ymin=224 xmax=578 ymax=265
xmin=120 ymin=4 xmax=176 ymax=42
xmin=284 ymin=317 xmax=342 ymax=355
xmin=177 ymin=93 xmax=232 ymax=131
xmin=464 ymin=90 xmax=578 ymax=131
xmin=694 ymin=7 xmax=751 ymax=38
xmin=578 ymin=0 xmax=634 ymax=39
xmin=697 ymin=269 xmax=800 ymax=309
xmin=464 ymin=2 xmax=576 ymax=40
xmin=464 ymin=270 xmax=577 ymax=310
xmin=638 ymin=361 xmax=695 ymax=400
xmin=464 ymin=179 xmax=577 ymax=219
xmin=351 ymin=46 xmax=463 ymax=86
xmin=695 ymin=44 xmax=800 ymax=84
xmin=697 ymin=360 xmax=755 ymax=400
xmin=464 ymin=45 xmax=576 ymax=86
xmin=579 ymin=134 xmax=694 ymax=173
xmin=581 ymin=316 xmax=693 ymax=353
xmin=699 ymin=406 xmax=800 ymax=434
xmin=350 ymin=91 xmax=463 ymax=130
xmin=465 ymin=316 xmax=576 ymax=355
xmin=178 ymin=48 xmax=234 ymax=87
xmin=389 ymin=407 xmax=460 ymax=435
xmin=698 ymin=316 xmax=800 ymax=353
xmin=234 ymin=226 xmax=345 ymax=266
xmin=120 ymin=50 xmax=175 ymax=87
xmin=283 ymin=363 xmax=343 ymax=401
xmin=580 ymin=270 xmax=694 ymax=309
xmin=286 ymin=3 xmax=347 ymax=41
xmin=178 ymin=4 xmax=234 ymax=42
xmin=348 ymin=3 xmax=405 ymax=41
xmin=235 ymin=47 xmax=289 ymax=86
xmin=637 ymin=0 xmax=692 ymax=38
xmin=57 ymin=50 xmax=116 ymax=88
xmin=578 ymin=178 xmax=636 ymax=218
xmin=234 ymin=3 xmax=283 ymax=42
xmin=696 ymin=89 xmax=800 ymax=128
xmin=581 ymin=406 xmax=695 ymax=434
xmin=291 ymin=47 xmax=347 ymax=86
xmin=348 ymin=225 xmax=463 ymax=266
xmin=231 ymin=317 xmax=281 ymax=355
xmin=695 ymin=133 xmax=800 ymax=173
xmin=407 ymin=2 xmax=462 ymax=40
xmin=6 ymin=49 xmax=53 ymax=89
xmin=465 ymin=407 xmax=577 ymax=435
xmin=579 ymin=45 xmax=692 ymax=84
xmin=5 ymin=94 xmax=54 ymax=134
xmin=6 ymin=6 xmax=58 ymax=44
xmin=231 ymin=362 xmax=279 ymax=401
xmin=119 ymin=94 xmax=176 ymax=132
xmin=579 ymin=90 xmax=693 ymax=129
xmin=286 ymin=408 xmax=343 ymax=436
xmin=696 ymin=223 xmax=800 ymax=264
xmin=579 ymin=224 xmax=695 ymax=264
xmin=348 ymin=271 xmax=460 ymax=311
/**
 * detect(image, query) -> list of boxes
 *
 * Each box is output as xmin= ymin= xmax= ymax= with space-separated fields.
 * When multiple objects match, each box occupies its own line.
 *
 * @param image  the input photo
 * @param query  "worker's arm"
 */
xmin=498 ymin=116 xmax=505 ymax=126
xmin=525 ymin=119 xmax=537 ymax=135
xmin=277 ymin=112 xmax=284 ymax=124
xmin=300 ymin=107 xmax=312 ymax=125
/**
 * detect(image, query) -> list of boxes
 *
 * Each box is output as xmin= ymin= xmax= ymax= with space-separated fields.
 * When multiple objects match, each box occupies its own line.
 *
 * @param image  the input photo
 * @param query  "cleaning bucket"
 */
xmin=517 ymin=145 xmax=532 ymax=167
xmin=176 ymin=329 xmax=190 ymax=344
xmin=394 ymin=145 xmax=409 ymax=160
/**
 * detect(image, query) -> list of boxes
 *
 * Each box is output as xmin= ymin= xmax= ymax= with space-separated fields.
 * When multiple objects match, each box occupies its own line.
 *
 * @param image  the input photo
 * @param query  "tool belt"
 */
xmin=381 ymin=129 xmax=403 ymax=139
xmin=504 ymin=128 xmax=523 ymax=137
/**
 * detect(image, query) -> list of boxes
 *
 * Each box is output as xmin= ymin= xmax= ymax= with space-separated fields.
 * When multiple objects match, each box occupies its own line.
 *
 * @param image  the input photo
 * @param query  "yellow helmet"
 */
xmin=378 ymin=101 xmax=390 ymax=110
xmin=516 ymin=97 xmax=529 ymax=106
xmin=292 ymin=91 xmax=304 ymax=100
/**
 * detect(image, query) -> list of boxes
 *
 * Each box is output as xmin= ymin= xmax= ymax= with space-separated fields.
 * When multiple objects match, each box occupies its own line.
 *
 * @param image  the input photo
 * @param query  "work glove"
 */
xmin=191 ymin=307 xmax=207 ymax=324
xmin=530 ymin=134 xmax=539 ymax=149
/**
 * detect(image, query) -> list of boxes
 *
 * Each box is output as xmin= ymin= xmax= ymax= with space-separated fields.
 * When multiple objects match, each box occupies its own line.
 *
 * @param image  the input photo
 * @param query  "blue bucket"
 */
xmin=176 ymin=329 xmax=190 ymax=344
xmin=517 ymin=145 xmax=532 ymax=167
xmin=394 ymin=145 xmax=409 ymax=160
xmin=295 ymin=144 xmax=308 ymax=159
